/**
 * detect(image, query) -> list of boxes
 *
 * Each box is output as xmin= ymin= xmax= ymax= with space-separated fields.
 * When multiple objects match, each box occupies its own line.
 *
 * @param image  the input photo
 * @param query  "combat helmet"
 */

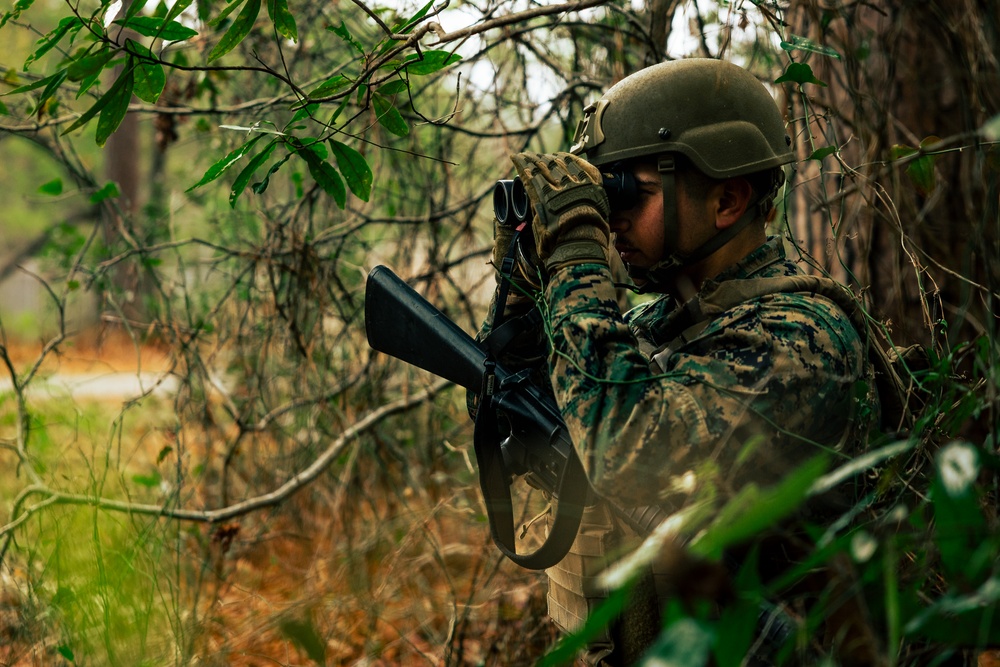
xmin=570 ymin=58 xmax=794 ymax=288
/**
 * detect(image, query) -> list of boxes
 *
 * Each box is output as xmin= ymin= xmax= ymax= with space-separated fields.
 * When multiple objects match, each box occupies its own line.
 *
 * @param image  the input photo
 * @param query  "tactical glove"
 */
xmin=492 ymin=215 xmax=544 ymax=294
xmin=509 ymin=152 xmax=611 ymax=273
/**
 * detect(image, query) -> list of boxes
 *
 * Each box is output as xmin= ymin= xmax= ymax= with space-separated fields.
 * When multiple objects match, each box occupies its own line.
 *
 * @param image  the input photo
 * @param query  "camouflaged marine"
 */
xmin=478 ymin=58 xmax=880 ymax=665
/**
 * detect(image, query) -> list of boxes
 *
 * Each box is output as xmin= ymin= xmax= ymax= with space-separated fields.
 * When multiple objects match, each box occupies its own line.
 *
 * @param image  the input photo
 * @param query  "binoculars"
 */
xmin=493 ymin=168 xmax=639 ymax=227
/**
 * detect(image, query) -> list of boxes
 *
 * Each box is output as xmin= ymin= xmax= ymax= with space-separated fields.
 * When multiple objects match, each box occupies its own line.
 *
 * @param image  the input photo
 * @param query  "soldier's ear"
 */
xmin=715 ymin=177 xmax=753 ymax=230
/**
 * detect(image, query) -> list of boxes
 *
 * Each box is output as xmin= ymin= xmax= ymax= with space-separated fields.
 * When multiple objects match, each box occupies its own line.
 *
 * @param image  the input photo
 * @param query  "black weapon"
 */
xmin=364 ymin=265 xmax=589 ymax=570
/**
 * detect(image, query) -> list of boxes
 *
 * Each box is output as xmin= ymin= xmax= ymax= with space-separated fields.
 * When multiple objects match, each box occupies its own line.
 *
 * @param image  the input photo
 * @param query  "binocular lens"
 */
xmin=493 ymin=179 xmax=531 ymax=227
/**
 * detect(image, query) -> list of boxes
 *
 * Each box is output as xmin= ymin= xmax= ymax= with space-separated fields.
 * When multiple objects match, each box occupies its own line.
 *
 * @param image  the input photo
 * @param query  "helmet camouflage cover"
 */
xmin=571 ymin=58 xmax=793 ymax=178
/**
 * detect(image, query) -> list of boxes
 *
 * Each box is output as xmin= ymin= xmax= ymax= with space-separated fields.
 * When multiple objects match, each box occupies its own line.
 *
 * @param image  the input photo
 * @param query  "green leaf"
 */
xmin=401 ymin=49 xmax=461 ymax=75
xmin=67 ymin=47 xmax=116 ymax=82
xmin=24 ymin=16 xmax=85 ymax=70
xmin=539 ymin=585 xmax=632 ymax=667
xmin=891 ymin=140 xmax=937 ymax=196
xmin=288 ymin=102 xmax=318 ymax=125
xmin=690 ymin=456 xmax=827 ymax=560
xmin=252 ymin=153 xmax=290 ymax=194
xmin=62 ymin=68 xmax=131 ymax=138
xmin=95 ymin=62 xmax=135 ymax=146
xmin=115 ymin=15 xmax=198 ymax=41
xmin=295 ymin=142 xmax=346 ymax=208
xmin=38 ymin=178 xmax=63 ymax=195
xmin=1 ymin=0 xmax=36 ymax=29
xmin=187 ymin=134 xmax=265 ymax=190
xmin=132 ymin=471 xmax=161 ymax=488
xmin=307 ymin=74 xmax=352 ymax=99
xmin=127 ymin=40 xmax=165 ymax=103
xmin=56 ymin=645 xmax=75 ymax=662
xmin=0 ymin=100 xmax=7 ymax=115
xmin=230 ymin=138 xmax=278 ymax=206
xmin=372 ymin=92 xmax=408 ymax=137
xmin=807 ymin=145 xmax=837 ymax=161
xmin=328 ymin=20 xmax=364 ymax=55
xmin=391 ymin=0 xmax=435 ymax=34
xmin=4 ymin=69 xmax=65 ymax=96
xmin=278 ymin=617 xmax=326 ymax=665
xmin=156 ymin=445 xmax=173 ymax=463
xmin=377 ymin=79 xmax=407 ymax=96
xmin=779 ymin=34 xmax=841 ymax=59
xmin=163 ymin=0 xmax=194 ymax=24
xmin=265 ymin=0 xmax=296 ymax=42
xmin=90 ymin=181 xmax=120 ymax=203
xmin=208 ymin=0 xmax=261 ymax=62
xmin=329 ymin=139 xmax=372 ymax=201
xmin=774 ymin=61 xmax=827 ymax=87
xmin=123 ymin=0 xmax=150 ymax=22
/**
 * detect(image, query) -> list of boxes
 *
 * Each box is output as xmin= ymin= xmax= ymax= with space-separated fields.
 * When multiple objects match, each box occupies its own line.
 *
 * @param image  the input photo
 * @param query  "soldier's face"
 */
xmin=609 ymin=162 xmax=664 ymax=270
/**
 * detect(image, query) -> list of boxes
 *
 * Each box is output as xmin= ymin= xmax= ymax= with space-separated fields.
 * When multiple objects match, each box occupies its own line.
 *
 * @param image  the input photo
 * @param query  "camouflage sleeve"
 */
xmin=543 ymin=264 xmax=868 ymax=509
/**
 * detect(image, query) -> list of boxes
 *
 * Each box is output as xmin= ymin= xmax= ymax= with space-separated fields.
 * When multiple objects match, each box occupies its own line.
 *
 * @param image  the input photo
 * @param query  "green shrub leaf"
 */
xmin=127 ymin=40 xmax=165 ymax=103
xmin=328 ymin=20 xmax=364 ymax=55
xmin=230 ymin=138 xmax=278 ymax=206
xmin=208 ymin=0 xmax=260 ymax=62
xmin=24 ymin=16 xmax=84 ymax=70
xmin=401 ymin=50 xmax=461 ymax=75
xmin=95 ymin=61 xmax=135 ymax=146
xmin=266 ymin=0 xmax=296 ymax=42
xmin=372 ymin=92 xmax=408 ymax=136
xmin=38 ymin=178 xmax=63 ymax=195
xmin=187 ymin=134 xmax=266 ymax=191
xmin=115 ymin=15 xmax=198 ymax=41
xmin=330 ymin=139 xmax=372 ymax=201
xmin=775 ymin=62 xmax=827 ymax=87
xmin=90 ymin=181 xmax=120 ymax=203
xmin=780 ymin=35 xmax=841 ymax=59
xmin=295 ymin=142 xmax=346 ymax=208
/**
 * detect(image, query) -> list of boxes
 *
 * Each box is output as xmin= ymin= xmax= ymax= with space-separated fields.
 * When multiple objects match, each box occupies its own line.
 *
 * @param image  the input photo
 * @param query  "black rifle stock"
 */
xmin=365 ymin=265 xmax=589 ymax=570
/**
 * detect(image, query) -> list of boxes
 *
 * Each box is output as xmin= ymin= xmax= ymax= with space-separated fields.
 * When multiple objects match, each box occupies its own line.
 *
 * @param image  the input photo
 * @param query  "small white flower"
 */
xmin=938 ymin=441 xmax=979 ymax=496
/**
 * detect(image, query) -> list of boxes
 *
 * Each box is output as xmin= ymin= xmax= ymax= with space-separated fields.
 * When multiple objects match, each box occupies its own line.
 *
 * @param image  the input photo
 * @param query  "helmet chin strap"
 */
xmin=625 ymin=155 xmax=763 ymax=294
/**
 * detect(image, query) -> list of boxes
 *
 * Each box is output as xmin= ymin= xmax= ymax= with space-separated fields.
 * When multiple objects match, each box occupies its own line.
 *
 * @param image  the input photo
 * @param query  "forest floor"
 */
xmin=0 ymin=332 xmax=557 ymax=666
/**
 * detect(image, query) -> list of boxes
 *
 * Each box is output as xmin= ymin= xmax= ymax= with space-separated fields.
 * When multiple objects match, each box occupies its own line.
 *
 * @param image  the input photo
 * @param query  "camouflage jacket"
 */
xmin=531 ymin=237 xmax=878 ymax=510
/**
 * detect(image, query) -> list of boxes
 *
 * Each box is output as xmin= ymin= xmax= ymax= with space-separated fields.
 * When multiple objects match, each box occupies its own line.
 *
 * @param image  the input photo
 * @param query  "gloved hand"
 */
xmin=509 ymin=152 xmax=611 ymax=273
xmin=491 ymin=217 xmax=543 ymax=293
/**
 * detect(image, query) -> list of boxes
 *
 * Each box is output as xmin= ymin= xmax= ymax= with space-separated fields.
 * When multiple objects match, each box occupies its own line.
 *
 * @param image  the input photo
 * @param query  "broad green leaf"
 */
xmin=56 ymin=646 xmax=74 ymax=662
xmin=115 ymin=15 xmax=198 ymax=41
xmin=252 ymin=153 xmax=290 ymax=194
xmin=67 ymin=47 xmax=116 ymax=82
xmin=265 ymin=0 xmax=296 ymax=42
xmin=295 ymin=143 xmax=346 ymax=208
xmin=891 ymin=141 xmax=937 ymax=196
xmin=401 ymin=49 xmax=461 ymax=76
xmin=186 ymin=134 xmax=265 ymax=190
xmin=391 ymin=0 xmax=435 ymax=34
xmin=164 ymin=0 xmax=194 ymax=24
xmin=775 ymin=62 xmax=827 ymax=87
xmin=807 ymin=145 xmax=837 ymax=161
xmin=63 ymin=68 xmax=131 ymax=136
xmin=377 ymin=79 xmax=407 ymax=96
xmin=90 ymin=181 xmax=120 ymax=203
xmin=207 ymin=0 xmax=248 ymax=27
xmin=1 ymin=0 xmax=36 ymax=29
xmin=690 ymin=456 xmax=827 ymax=560
xmin=288 ymin=102 xmax=319 ymax=126
xmin=38 ymin=178 xmax=63 ymax=195
xmin=780 ymin=34 xmax=841 ymax=59
xmin=127 ymin=40 xmax=165 ymax=103
xmin=230 ymin=138 xmax=278 ymax=206
xmin=24 ymin=16 xmax=85 ymax=70
xmin=208 ymin=0 xmax=261 ymax=61
xmin=31 ymin=69 xmax=68 ymax=116
xmin=124 ymin=0 xmax=150 ymax=22
xmin=330 ymin=139 xmax=372 ymax=201
xmin=307 ymin=74 xmax=352 ymax=98
xmin=328 ymin=20 xmax=364 ymax=55
xmin=372 ymin=92 xmax=408 ymax=137
xmin=95 ymin=62 xmax=134 ymax=146
xmin=5 ymin=69 xmax=65 ymax=95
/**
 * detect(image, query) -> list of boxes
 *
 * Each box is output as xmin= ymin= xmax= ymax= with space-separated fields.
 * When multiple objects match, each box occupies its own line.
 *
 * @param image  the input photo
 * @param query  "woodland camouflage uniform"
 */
xmin=475 ymin=59 xmax=882 ymax=665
